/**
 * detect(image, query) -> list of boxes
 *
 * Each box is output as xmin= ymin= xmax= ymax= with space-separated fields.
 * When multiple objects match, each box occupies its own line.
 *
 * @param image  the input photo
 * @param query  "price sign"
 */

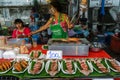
xmin=46 ymin=50 xmax=63 ymax=59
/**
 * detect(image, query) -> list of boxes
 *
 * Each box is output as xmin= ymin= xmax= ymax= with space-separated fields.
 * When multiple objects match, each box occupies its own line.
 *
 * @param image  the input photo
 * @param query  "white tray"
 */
xmin=91 ymin=58 xmax=110 ymax=73
xmin=0 ymin=60 xmax=13 ymax=74
xmin=12 ymin=57 xmax=30 ymax=74
xmin=61 ymin=59 xmax=77 ymax=74
xmin=75 ymin=59 xmax=93 ymax=76
xmin=45 ymin=59 xmax=61 ymax=76
xmin=106 ymin=58 xmax=120 ymax=72
xmin=28 ymin=59 xmax=44 ymax=74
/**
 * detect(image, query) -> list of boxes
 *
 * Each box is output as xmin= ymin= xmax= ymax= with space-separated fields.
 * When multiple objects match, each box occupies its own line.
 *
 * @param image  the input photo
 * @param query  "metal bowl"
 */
xmin=90 ymin=42 xmax=102 ymax=52
xmin=90 ymin=47 xmax=102 ymax=52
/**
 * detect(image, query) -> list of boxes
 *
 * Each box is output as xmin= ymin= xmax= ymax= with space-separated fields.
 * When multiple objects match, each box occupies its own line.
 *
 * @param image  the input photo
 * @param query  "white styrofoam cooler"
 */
xmin=49 ymin=44 xmax=89 ymax=56
xmin=48 ymin=38 xmax=90 ymax=56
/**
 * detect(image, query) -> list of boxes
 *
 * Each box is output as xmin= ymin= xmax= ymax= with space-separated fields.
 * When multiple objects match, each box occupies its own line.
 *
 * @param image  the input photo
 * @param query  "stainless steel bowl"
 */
xmin=90 ymin=47 xmax=101 ymax=52
xmin=90 ymin=42 xmax=102 ymax=52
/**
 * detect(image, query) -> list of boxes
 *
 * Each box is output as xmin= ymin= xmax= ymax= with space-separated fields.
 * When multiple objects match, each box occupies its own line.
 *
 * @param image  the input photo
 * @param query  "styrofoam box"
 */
xmin=49 ymin=44 xmax=89 ymax=56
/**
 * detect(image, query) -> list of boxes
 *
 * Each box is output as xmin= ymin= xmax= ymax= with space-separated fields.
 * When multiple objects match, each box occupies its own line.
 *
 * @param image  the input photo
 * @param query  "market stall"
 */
xmin=0 ymin=0 xmax=120 ymax=80
xmin=0 ymin=37 xmax=120 ymax=80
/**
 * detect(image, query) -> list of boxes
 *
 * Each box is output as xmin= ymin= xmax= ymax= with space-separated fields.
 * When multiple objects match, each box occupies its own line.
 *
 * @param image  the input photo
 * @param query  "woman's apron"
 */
xmin=50 ymin=14 xmax=68 ymax=39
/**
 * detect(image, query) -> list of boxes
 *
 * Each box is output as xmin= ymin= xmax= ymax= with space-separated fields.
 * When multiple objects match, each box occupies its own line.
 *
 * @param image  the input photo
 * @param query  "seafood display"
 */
xmin=12 ymin=59 xmax=29 ymax=73
xmin=45 ymin=59 xmax=61 ymax=76
xmin=0 ymin=60 xmax=13 ymax=74
xmin=30 ymin=50 xmax=42 ymax=59
xmin=28 ymin=59 xmax=44 ymax=74
xmin=90 ymin=58 xmax=109 ymax=73
xmin=61 ymin=59 xmax=76 ymax=74
xmin=75 ymin=59 xmax=93 ymax=76
xmin=106 ymin=58 xmax=120 ymax=72
xmin=1 ymin=57 xmax=120 ymax=78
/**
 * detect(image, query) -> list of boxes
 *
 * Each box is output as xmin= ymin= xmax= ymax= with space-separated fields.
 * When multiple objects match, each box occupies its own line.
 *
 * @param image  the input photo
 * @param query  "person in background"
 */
xmin=12 ymin=19 xmax=31 ymax=38
xmin=74 ymin=18 xmax=89 ymax=38
xmin=80 ymin=18 xmax=89 ymax=37
xmin=30 ymin=7 xmax=39 ymax=24
xmin=29 ymin=0 xmax=73 ymax=39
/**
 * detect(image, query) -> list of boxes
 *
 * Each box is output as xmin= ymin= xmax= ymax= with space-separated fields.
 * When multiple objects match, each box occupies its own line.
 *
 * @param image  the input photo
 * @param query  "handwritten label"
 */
xmin=46 ymin=50 xmax=62 ymax=59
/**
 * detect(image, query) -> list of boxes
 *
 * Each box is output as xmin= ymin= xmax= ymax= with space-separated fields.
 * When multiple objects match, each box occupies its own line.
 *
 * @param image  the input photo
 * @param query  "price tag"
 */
xmin=46 ymin=50 xmax=62 ymax=59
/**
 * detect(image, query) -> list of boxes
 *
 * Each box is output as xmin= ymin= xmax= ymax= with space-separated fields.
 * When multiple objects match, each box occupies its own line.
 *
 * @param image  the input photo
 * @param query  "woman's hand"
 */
xmin=70 ymin=24 xmax=74 ymax=29
xmin=28 ymin=32 xmax=33 ymax=37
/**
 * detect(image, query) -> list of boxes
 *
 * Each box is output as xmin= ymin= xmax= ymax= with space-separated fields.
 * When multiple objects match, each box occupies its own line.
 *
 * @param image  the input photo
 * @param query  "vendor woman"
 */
xmin=29 ymin=0 xmax=73 ymax=39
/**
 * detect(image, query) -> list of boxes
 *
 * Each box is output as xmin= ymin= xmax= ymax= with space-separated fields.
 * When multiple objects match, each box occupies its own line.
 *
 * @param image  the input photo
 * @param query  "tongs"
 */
xmin=70 ymin=11 xmax=80 ymax=24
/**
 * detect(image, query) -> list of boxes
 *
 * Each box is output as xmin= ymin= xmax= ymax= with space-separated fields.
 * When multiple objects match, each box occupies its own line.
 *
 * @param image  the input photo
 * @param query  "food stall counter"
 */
xmin=0 ymin=45 xmax=120 ymax=80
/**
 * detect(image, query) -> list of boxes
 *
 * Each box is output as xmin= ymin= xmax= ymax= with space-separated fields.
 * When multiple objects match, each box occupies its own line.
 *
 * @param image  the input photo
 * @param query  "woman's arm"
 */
xmin=82 ymin=25 xmax=88 ymax=30
xmin=31 ymin=17 xmax=53 ymax=35
xmin=64 ymin=14 xmax=73 ymax=29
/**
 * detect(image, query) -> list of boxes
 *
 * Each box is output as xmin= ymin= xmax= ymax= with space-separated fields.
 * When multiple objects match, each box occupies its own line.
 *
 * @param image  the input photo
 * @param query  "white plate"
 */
xmin=29 ymin=50 xmax=43 ymax=59
xmin=42 ymin=45 xmax=48 ymax=50
xmin=61 ymin=60 xmax=76 ymax=74
xmin=105 ymin=58 xmax=120 ymax=72
xmin=45 ymin=60 xmax=61 ymax=76
xmin=12 ymin=65 xmax=28 ymax=74
xmin=75 ymin=60 xmax=93 ymax=72
xmin=16 ymin=54 xmax=29 ymax=60
xmin=0 ymin=60 xmax=13 ymax=74
xmin=28 ymin=59 xmax=44 ymax=74
xmin=91 ymin=58 xmax=110 ymax=73
xmin=12 ymin=58 xmax=29 ymax=74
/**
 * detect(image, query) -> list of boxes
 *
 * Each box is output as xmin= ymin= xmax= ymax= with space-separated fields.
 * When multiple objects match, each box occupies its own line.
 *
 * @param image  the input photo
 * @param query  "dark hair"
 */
xmin=50 ymin=0 xmax=62 ymax=12
xmin=14 ymin=19 xmax=24 ymax=26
